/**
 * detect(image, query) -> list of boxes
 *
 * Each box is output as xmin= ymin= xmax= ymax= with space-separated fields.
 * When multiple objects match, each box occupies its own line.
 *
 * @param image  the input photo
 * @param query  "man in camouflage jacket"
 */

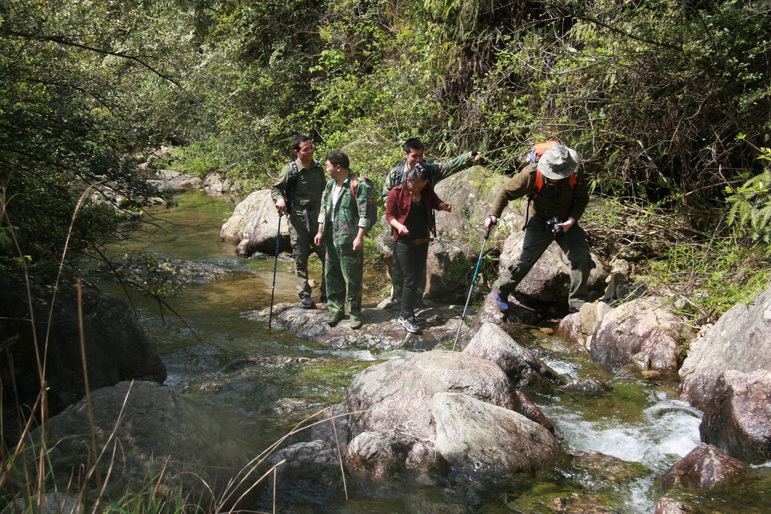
xmin=381 ymin=137 xmax=482 ymax=308
xmin=314 ymin=151 xmax=375 ymax=329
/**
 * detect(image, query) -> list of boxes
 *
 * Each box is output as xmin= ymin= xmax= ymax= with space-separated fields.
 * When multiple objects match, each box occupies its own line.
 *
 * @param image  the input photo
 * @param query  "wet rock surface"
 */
xmin=679 ymin=288 xmax=771 ymax=411
xmin=591 ymin=296 xmax=695 ymax=372
xmin=659 ymin=443 xmax=753 ymax=492
xmin=243 ymin=301 xmax=472 ymax=351
xmin=699 ymin=369 xmax=771 ymax=464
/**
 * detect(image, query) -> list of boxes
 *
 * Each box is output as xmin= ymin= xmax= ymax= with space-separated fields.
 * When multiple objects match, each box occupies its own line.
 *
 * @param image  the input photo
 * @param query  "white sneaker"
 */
xmin=398 ymin=315 xmax=420 ymax=333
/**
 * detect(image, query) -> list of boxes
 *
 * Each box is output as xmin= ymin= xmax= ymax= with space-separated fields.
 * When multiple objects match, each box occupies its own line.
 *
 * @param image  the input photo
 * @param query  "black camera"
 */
xmin=545 ymin=216 xmax=564 ymax=236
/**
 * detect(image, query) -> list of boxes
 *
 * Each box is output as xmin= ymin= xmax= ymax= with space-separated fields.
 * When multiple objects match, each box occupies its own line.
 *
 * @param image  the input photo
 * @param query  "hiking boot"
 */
xmin=301 ymin=297 xmax=316 ymax=309
xmin=493 ymin=291 xmax=509 ymax=312
xmin=378 ymin=297 xmax=399 ymax=310
xmin=411 ymin=314 xmax=424 ymax=325
xmin=326 ymin=311 xmax=344 ymax=326
xmin=398 ymin=315 xmax=420 ymax=334
xmin=349 ymin=315 xmax=362 ymax=330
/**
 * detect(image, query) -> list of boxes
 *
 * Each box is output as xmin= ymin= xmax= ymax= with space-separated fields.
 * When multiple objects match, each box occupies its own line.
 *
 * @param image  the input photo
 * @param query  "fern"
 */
xmin=726 ymin=148 xmax=771 ymax=244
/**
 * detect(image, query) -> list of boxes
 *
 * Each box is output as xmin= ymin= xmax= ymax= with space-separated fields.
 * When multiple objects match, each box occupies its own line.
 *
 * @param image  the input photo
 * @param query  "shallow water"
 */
xmin=99 ymin=190 xmax=769 ymax=512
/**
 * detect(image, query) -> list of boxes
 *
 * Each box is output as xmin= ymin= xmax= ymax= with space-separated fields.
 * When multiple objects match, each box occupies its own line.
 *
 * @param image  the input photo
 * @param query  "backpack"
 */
xmin=350 ymin=174 xmax=379 ymax=232
xmin=529 ymin=140 xmax=560 ymax=163
xmin=283 ymin=161 xmax=301 ymax=214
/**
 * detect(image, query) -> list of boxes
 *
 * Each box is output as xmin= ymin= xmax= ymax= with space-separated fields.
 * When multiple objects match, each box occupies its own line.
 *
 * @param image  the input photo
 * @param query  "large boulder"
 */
xmin=432 ymin=392 xmax=566 ymax=478
xmin=219 ymin=190 xmax=290 ymax=256
xmin=462 ymin=322 xmax=564 ymax=389
xmin=658 ymin=443 xmax=752 ymax=492
xmin=591 ymin=296 xmax=694 ymax=372
xmin=699 ymin=369 xmax=771 ymax=464
xmin=1 ymin=277 xmax=166 ymax=447
xmin=679 ymin=288 xmax=771 ymax=410
xmin=14 ymin=381 xmax=250 ymax=508
xmin=330 ymin=349 xmax=567 ymax=483
xmin=343 ymin=350 xmax=519 ymax=441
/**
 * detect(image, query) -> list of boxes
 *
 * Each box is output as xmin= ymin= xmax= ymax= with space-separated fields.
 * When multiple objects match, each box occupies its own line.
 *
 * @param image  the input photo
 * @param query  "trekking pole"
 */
xmin=268 ymin=214 xmax=282 ymax=331
xmin=452 ymin=226 xmax=491 ymax=351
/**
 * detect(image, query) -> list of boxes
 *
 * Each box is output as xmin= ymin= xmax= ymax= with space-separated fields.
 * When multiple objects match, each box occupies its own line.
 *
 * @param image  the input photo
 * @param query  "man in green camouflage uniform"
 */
xmin=314 ymin=150 xmax=375 ymax=329
xmin=380 ymin=137 xmax=482 ymax=308
xmin=271 ymin=135 xmax=326 ymax=309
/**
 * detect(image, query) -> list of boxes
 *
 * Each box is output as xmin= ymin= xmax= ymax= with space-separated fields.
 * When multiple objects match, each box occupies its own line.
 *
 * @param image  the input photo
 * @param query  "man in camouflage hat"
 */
xmin=271 ymin=134 xmax=326 ymax=309
xmin=484 ymin=143 xmax=591 ymax=313
xmin=314 ymin=150 xmax=376 ymax=329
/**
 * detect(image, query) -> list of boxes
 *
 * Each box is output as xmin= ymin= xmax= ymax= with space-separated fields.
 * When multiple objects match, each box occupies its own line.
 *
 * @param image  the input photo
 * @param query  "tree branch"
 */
xmin=3 ymin=30 xmax=185 ymax=89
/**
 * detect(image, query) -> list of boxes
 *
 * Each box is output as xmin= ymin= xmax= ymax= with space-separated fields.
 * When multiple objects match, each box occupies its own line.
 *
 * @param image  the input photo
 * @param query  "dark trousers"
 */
xmin=493 ymin=218 xmax=591 ymax=309
xmin=394 ymin=240 xmax=429 ymax=319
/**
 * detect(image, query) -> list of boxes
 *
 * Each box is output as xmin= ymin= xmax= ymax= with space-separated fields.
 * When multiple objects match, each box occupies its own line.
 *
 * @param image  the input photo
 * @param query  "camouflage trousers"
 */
xmin=323 ymin=238 xmax=363 ymax=318
xmin=289 ymin=208 xmax=326 ymax=300
xmin=493 ymin=218 xmax=591 ymax=310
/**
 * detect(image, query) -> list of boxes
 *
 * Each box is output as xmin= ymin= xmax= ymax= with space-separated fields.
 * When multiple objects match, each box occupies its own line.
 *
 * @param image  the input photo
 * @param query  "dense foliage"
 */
xmin=1 ymin=0 xmax=769 ymax=305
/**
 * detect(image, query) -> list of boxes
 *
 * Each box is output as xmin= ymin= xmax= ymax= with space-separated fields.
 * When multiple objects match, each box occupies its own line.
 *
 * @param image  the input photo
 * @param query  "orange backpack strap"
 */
xmin=528 ymin=169 xmax=545 ymax=200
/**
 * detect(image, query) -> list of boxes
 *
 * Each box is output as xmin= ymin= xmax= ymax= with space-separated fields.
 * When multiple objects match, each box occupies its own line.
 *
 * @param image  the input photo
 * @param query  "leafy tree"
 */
xmin=0 ymin=0 xmax=196 ymax=272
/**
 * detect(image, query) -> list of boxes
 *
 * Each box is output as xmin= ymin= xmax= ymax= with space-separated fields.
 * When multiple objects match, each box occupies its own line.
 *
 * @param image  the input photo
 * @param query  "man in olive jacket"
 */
xmin=484 ymin=144 xmax=591 ymax=312
xmin=270 ymin=135 xmax=326 ymax=309
xmin=314 ymin=150 xmax=376 ymax=329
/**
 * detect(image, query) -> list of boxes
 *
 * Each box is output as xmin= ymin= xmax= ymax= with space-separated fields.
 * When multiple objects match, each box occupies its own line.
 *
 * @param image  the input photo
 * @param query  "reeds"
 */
xmin=1 ymin=188 xmax=359 ymax=513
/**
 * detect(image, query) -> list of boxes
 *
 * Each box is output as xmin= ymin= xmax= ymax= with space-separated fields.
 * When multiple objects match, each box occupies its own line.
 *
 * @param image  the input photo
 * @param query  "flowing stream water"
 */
xmin=97 ymin=190 xmax=769 ymax=512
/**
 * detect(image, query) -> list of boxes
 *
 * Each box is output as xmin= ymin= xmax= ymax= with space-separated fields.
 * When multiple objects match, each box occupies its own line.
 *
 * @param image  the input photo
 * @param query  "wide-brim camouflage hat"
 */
xmin=537 ymin=144 xmax=579 ymax=180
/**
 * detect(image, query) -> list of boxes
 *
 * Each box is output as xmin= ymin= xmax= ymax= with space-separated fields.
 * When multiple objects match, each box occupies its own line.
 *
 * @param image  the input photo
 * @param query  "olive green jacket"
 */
xmin=381 ymin=152 xmax=475 ymax=198
xmin=490 ymin=164 xmax=589 ymax=222
xmin=317 ymin=171 xmax=376 ymax=245
xmin=270 ymin=158 xmax=326 ymax=210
